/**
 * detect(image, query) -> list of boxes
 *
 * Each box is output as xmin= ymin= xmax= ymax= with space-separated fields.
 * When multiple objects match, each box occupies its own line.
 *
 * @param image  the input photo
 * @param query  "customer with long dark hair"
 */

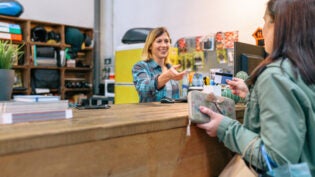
xmin=196 ymin=0 xmax=315 ymax=175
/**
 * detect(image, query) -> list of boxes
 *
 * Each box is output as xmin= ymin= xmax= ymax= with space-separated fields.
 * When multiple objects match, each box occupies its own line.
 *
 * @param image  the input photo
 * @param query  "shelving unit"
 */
xmin=0 ymin=15 xmax=94 ymax=101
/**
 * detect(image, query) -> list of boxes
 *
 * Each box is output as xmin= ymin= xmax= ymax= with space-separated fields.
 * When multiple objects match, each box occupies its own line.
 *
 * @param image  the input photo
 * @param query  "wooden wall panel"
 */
xmin=0 ymin=126 xmax=233 ymax=177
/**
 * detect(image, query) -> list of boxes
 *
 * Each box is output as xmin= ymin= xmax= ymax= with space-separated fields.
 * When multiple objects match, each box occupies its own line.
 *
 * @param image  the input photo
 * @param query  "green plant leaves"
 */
xmin=0 ymin=40 xmax=24 ymax=69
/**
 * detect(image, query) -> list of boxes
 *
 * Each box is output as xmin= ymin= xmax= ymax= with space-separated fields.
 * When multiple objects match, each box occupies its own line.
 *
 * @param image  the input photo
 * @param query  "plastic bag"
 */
xmin=261 ymin=145 xmax=312 ymax=177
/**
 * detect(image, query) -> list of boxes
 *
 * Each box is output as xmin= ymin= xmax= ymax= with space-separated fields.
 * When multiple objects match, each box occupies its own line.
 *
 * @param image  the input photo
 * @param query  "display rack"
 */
xmin=0 ymin=15 xmax=94 ymax=100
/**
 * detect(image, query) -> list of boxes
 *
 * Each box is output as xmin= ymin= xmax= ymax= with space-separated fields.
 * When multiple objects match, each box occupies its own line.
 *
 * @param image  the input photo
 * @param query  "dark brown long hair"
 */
xmin=247 ymin=0 xmax=315 ymax=86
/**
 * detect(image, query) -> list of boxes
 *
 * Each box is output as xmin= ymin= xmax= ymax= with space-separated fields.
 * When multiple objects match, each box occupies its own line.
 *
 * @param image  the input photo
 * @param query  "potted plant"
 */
xmin=0 ymin=40 xmax=24 ymax=101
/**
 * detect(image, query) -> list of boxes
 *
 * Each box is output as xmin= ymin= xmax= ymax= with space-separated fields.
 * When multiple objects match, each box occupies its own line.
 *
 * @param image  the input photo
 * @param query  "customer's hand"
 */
xmin=196 ymin=106 xmax=224 ymax=137
xmin=226 ymin=77 xmax=249 ymax=99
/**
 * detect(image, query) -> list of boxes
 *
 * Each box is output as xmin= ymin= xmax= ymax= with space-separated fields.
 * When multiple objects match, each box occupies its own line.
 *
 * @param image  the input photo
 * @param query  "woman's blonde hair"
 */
xmin=142 ymin=27 xmax=171 ymax=64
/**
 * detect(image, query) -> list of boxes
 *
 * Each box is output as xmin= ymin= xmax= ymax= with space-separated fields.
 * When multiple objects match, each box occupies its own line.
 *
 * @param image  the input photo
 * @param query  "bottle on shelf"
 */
xmin=181 ymin=74 xmax=189 ymax=98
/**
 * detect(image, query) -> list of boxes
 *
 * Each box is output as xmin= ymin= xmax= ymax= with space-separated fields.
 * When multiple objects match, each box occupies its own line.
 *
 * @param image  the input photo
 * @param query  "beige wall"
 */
xmin=105 ymin=0 xmax=268 ymax=57
xmin=18 ymin=0 xmax=94 ymax=27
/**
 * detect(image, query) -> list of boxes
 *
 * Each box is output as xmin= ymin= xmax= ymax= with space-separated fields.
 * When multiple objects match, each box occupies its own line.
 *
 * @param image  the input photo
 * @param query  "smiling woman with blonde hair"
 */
xmin=132 ymin=27 xmax=186 ymax=102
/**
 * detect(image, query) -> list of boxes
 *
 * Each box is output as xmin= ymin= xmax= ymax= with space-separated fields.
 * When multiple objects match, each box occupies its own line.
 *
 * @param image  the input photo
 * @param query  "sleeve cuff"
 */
xmin=155 ymin=74 xmax=165 ymax=91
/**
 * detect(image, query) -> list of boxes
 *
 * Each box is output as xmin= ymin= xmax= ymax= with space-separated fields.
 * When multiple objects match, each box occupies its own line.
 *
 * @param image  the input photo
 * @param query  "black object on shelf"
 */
xmin=77 ymin=95 xmax=111 ymax=109
xmin=13 ymin=87 xmax=27 ymax=91
xmin=76 ymin=104 xmax=110 ymax=110
xmin=121 ymin=28 xmax=153 ymax=44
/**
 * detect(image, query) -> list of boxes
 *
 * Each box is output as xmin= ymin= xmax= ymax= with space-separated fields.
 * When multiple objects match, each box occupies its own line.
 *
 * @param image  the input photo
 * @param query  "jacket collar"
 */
xmin=147 ymin=59 xmax=171 ymax=69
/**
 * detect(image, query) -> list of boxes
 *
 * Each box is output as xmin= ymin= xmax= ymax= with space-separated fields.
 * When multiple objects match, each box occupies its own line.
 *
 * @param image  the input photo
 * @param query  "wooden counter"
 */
xmin=0 ymin=102 xmax=245 ymax=177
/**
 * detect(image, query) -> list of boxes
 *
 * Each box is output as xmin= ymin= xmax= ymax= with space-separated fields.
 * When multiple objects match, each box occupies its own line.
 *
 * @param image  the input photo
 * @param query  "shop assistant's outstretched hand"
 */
xmin=226 ymin=77 xmax=249 ymax=99
xmin=196 ymin=106 xmax=224 ymax=137
xmin=157 ymin=65 xmax=186 ymax=89
xmin=167 ymin=64 xmax=187 ymax=80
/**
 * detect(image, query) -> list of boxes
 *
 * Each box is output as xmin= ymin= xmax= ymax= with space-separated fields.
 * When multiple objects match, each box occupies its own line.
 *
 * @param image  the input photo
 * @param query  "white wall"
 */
xmin=15 ymin=0 xmax=269 ymax=79
xmin=15 ymin=0 xmax=268 ymax=60
xmin=18 ymin=0 xmax=94 ymax=27
xmin=109 ymin=0 xmax=268 ymax=57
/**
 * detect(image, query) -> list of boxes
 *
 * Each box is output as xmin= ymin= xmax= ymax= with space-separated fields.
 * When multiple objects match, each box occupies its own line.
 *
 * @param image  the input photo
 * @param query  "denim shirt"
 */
xmin=132 ymin=59 xmax=180 ymax=102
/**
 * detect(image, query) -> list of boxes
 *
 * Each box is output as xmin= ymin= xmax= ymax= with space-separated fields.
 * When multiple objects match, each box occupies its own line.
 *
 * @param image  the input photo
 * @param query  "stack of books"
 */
xmin=13 ymin=95 xmax=61 ymax=102
xmin=0 ymin=95 xmax=72 ymax=124
xmin=0 ymin=21 xmax=22 ymax=41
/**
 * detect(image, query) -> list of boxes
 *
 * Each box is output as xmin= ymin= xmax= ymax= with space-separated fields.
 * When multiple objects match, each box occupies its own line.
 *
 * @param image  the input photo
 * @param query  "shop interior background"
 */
xmin=18 ymin=0 xmax=268 ymax=81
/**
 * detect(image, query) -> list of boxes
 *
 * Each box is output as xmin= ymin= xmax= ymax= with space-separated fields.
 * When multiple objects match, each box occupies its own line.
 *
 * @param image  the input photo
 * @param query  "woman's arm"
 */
xmin=157 ymin=64 xmax=186 ymax=89
xmin=198 ymin=69 xmax=307 ymax=171
xmin=132 ymin=62 xmax=159 ymax=101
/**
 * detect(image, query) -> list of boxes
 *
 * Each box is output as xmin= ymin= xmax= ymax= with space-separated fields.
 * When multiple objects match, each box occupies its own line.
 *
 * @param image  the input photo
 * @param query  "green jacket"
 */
xmin=217 ymin=59 xmax=315 ymax=175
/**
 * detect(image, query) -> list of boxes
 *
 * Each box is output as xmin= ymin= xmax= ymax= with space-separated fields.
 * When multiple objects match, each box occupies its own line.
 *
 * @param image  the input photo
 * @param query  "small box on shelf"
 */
xmin=66 ymin=59 xmax=76 ymax=68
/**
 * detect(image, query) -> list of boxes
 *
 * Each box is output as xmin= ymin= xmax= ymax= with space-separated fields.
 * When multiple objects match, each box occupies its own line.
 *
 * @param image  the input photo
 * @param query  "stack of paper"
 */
xmin=0 ymin=98 xmax=72 ymax=124
xmin=13 ymin=95 xmax=60 ymax=102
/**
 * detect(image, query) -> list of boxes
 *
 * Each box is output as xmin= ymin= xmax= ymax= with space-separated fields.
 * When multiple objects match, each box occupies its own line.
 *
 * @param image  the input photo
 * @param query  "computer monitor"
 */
xmin=240 ymin=53 xmax=264 ymax=74
xmin=234 ymin=42 xmax=266 ymax=75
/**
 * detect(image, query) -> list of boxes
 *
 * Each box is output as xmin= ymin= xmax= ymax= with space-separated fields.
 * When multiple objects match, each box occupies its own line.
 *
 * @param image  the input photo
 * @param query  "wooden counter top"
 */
xmin=0 ymin=102 xmax=246 ymax=177
xmin=0 ymin=102 xmax=245 ymax=156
